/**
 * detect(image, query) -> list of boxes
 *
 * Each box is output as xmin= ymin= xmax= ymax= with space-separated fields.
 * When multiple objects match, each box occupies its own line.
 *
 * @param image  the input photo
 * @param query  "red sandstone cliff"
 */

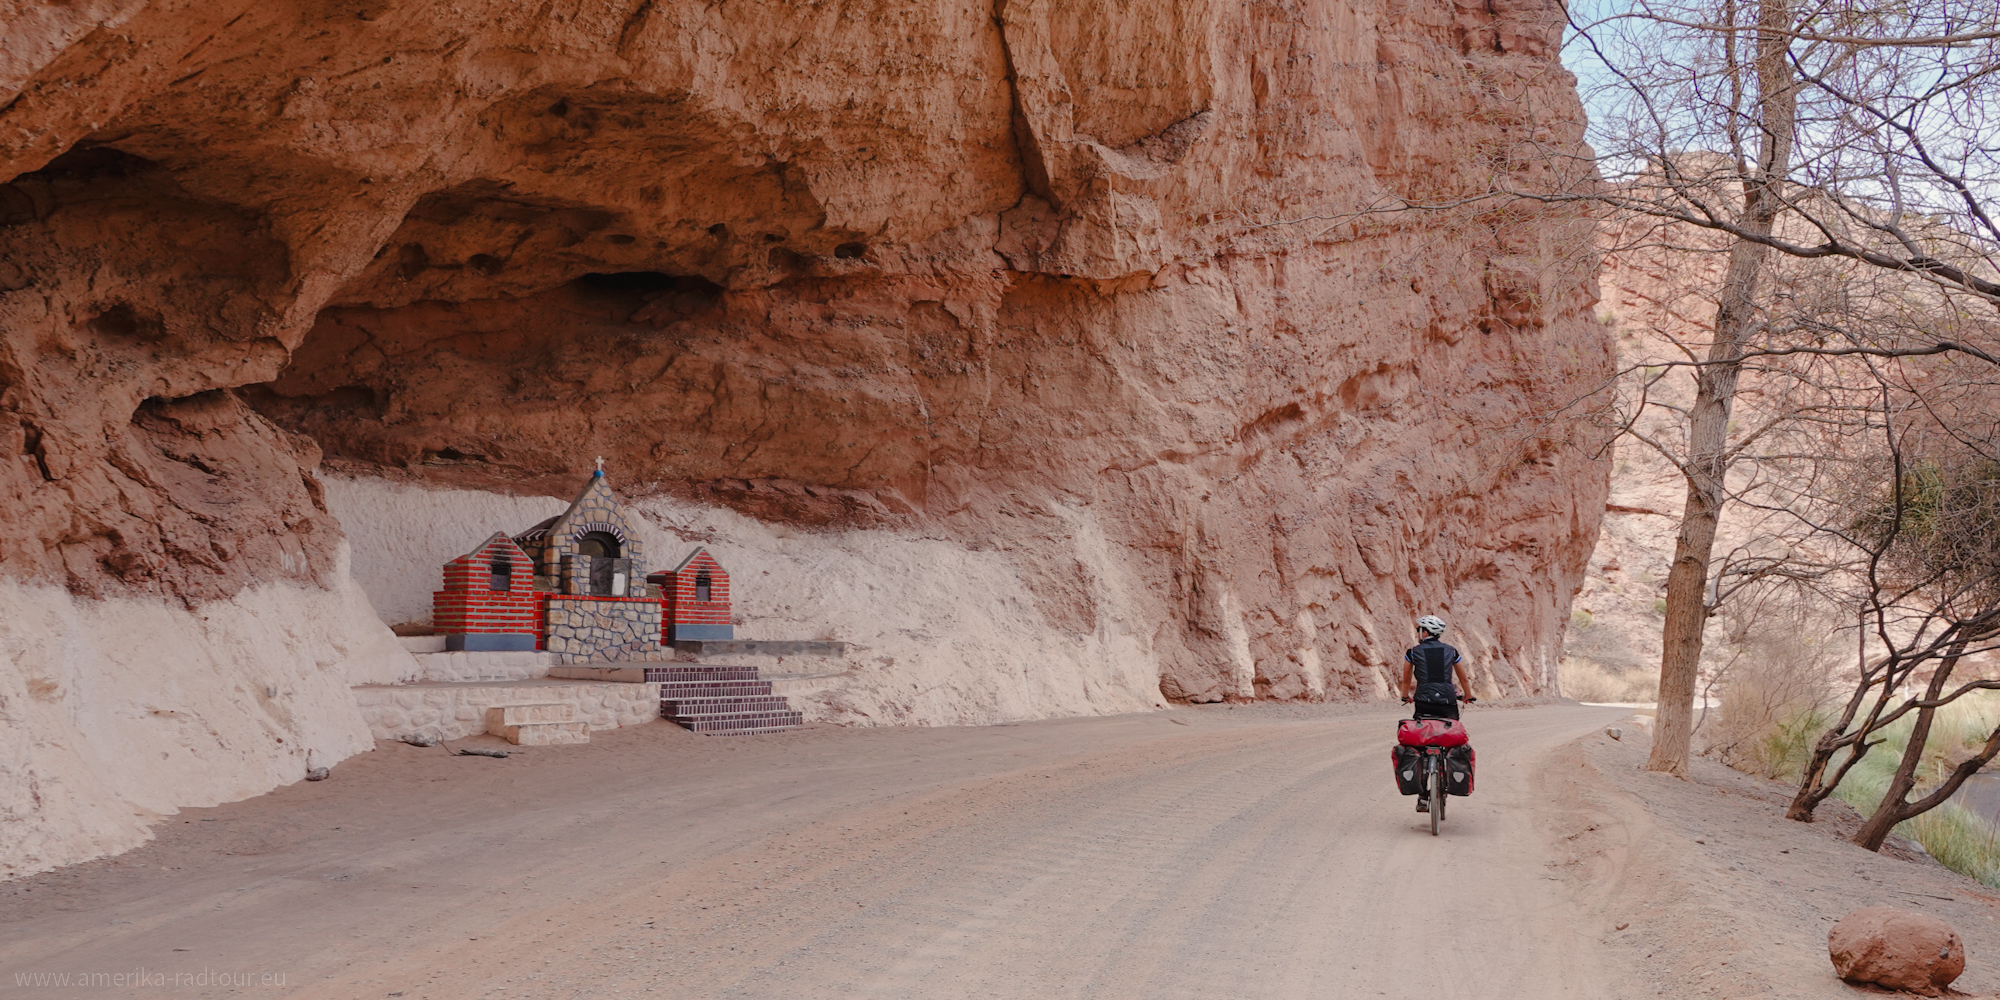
xmin=0 ymin=0 xmax=1607 ymax=714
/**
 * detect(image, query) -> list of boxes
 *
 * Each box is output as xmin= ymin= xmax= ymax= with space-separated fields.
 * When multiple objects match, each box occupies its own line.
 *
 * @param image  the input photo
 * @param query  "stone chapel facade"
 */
xmin=431 ymin=469 xmax=735 ymax=661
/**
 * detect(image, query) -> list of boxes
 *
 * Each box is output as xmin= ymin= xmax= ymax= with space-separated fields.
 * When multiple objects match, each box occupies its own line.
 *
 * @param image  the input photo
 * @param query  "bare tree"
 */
xmin=1555 ymin=0 xmax=2000 ymax=775
xmin=1607 ymin=242 xmax=2000 ymax=840
xmin=1587 ymin=217 xmax=2000 ymax=810
xmin=1781 ymin=402 xmax=2000 ymax=841
xmin=1265 ymin=0 xmax=2000 ymax=782
xmin=1694 ymin=578 xmax=1843 ymax=772
xmin=1567 ymin=0 xmax=2000 ymax=308
xmin=1632 ymin=5 xmax=1797 ymax=775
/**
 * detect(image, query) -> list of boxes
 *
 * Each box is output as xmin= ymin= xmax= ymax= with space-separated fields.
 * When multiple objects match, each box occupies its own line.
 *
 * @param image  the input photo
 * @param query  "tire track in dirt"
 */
xmin=511 ymin=705 xmax=1626 ymax=999
xmin=0 ymin=704 xmax=1625 ymax=999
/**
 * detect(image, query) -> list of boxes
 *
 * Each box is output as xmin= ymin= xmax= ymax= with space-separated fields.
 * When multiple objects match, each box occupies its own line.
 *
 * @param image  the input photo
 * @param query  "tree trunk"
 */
xmin=1857 ymin=719 xmax=2000 ymax=852
xmin=1854 ymin=644 xmax=1965 ymax=850
xmin=1649 ymin=432 xmax=1731 ymax=776
xmin=1786 ymin=723 xmax=1847 ymax=820
xmin=1787 ymin=631 xmax=1876 ymax=820
xmin=1853 ymin=705 xmax=1942 ymax=850
xmin=1787 ymin=718 xmax=1875 ymax=821
xmin=1643 ymin=0 xmax=1799 ymax=775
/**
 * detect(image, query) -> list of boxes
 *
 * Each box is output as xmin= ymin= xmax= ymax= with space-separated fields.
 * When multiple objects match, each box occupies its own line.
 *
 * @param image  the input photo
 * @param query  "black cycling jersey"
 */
xmin=1405 ymin=637 xmax=1462 ymax=709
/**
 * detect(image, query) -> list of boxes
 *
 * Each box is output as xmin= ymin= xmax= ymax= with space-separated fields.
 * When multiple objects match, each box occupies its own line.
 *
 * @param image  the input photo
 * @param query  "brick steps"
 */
xmin=645 ymin=666 xmax=761 ymax=683
xmin=659 ymin=680 xmax=774 ymax=699
xmin=679 ymin=710 xmax=806 ymax=734
xmin=654 ymin=664 xmax=802 ymax=736
xmin=662 ymin=695 xmax=791 ymax=714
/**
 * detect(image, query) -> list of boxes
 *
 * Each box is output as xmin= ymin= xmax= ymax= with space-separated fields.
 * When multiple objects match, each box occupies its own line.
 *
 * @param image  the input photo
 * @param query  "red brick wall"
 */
xmin=433 ymin=537 xmax=539 ymax=635
xmin=654 ymin=550 xmax=732 ymax=641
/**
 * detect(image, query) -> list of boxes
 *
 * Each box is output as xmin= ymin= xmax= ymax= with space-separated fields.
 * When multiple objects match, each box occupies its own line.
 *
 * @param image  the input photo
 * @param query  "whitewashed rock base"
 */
xmin=353 ymin=680 xmax=662 ymax=743
xmin=408 ymin=650 xmax=559 ymax=683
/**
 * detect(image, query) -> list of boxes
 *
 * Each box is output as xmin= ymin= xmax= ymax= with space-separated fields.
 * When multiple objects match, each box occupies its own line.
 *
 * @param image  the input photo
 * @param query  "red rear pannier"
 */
xmin=1397 ymin=718 xmax=1469 ymax=747
xmin=1390 ymin=746 xmax=1425 ymax=795
xmin=1446 ymin=746 xmax=1475 ymax=796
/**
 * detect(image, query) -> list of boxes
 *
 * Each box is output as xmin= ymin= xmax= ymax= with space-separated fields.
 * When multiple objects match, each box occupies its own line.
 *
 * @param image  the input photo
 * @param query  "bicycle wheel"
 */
xmin=1428 ymin=758 xmax=1442 ymax=835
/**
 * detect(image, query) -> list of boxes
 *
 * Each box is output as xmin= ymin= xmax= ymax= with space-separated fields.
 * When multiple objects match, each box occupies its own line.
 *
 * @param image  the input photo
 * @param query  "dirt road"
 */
xmin=1 ymin=703 xmax=1625 ymax=998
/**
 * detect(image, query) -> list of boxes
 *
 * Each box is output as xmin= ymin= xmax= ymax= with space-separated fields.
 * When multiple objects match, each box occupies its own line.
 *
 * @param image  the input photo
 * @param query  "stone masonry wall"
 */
xmin=541 ymin=596 xmax=664 ymax=662
xmin=539 ymin=477 xmax=647 ymax=581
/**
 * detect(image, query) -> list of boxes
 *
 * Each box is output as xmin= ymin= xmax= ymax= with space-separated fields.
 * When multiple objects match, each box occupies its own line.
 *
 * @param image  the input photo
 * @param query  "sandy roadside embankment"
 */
xmin=1549 ymin=721 xmax=2000 ymax=998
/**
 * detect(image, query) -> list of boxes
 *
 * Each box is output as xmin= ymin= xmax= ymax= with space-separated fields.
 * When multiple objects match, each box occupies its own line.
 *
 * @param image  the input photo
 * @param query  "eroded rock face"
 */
xmin=1829 ymin=907 xmax=1965 ymax=996
xmin=0 ymin=0 xmax=1607 ymax=707
xmin=0 ymin=148 xmax=339 ymax=600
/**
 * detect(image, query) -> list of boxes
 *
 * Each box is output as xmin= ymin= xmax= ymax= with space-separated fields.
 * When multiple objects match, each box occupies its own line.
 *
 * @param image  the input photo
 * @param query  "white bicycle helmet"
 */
xmin=1416 ymin=615 xmax=1447 ymax=637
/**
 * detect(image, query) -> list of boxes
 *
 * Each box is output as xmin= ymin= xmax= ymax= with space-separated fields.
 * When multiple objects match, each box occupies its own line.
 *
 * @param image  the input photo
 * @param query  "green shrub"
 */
xmin=1815 ymin=692 xmax=2000 ymax=887
xmin=1748 ymin=707 xmax=1832 ymax=781
xmin=1902 ymin=805 xmax=2000 ymax=887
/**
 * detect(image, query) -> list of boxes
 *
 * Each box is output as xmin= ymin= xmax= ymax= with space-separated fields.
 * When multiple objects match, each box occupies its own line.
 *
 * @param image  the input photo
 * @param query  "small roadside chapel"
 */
xmin=431 ymin=461 xmax=736 ymax=660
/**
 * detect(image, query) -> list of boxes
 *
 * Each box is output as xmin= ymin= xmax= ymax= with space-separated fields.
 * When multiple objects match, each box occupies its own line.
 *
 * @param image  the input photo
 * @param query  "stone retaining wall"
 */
xmin=353 ymin=680 xmax=661 ymax=742
xmin=542 ymin=596 xmax=663 ymax=662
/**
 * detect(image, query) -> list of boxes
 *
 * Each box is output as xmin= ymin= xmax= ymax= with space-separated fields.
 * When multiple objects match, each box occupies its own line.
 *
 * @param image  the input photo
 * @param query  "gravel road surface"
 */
xmin=0 ymin=702 xmax=1626 ymax=998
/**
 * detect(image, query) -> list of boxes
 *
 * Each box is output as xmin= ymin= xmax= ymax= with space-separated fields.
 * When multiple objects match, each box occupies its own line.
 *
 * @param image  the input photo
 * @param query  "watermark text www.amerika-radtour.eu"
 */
xmin=13 ymin=968 xmax=286 ymax=989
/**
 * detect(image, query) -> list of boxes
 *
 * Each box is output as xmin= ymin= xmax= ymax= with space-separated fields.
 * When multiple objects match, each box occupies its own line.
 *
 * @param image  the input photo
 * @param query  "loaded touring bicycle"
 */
xmin=1391 ymin=714 xmax=1475 ymax=835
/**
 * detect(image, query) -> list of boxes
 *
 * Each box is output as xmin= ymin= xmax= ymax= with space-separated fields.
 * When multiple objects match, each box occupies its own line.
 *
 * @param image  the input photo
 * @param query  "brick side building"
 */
xmin=652 ymin=547 xmax=733 ymax=642
xmin=432 ymin=533 xmax=540 ymax=651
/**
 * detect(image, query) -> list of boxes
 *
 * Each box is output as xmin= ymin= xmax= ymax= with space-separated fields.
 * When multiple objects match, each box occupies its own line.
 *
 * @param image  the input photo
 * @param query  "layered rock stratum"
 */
xmin=0 ymin=0 xmax=1609 ymax=873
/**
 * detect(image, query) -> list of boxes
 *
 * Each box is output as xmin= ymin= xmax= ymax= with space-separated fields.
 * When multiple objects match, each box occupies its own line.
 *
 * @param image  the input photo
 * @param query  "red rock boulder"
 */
xmin=1828 ymin=906 xmax=1965 ymax=996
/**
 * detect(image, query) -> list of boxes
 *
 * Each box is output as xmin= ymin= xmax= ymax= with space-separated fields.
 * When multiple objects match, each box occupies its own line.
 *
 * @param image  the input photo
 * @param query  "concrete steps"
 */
xmin=486 ymin=703 xmax=591 ymax=745
xmin=498 ymin=721 xmax=593 ymax=745
xmin=650 ymin=665 xmax=803 ymax=735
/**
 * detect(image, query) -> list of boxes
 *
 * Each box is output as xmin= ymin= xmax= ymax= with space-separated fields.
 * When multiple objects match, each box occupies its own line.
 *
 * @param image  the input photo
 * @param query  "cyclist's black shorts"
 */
xmin=1412 ymin=699 xmax=1459 ymax=721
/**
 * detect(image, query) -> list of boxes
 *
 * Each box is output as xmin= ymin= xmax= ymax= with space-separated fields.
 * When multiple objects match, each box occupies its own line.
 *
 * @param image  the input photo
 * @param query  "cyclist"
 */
xmin=1398 ymin=615 xmax=1475 ymax=813
xmin=1398 ymin=615 xmax=1476 ymax=720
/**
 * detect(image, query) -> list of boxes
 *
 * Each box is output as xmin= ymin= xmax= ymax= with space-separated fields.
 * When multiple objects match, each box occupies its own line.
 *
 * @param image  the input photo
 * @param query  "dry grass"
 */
xmin=1559 ymin=655 xmax=1657 ymax=703
xmin=1736 ymin=707 xmax=1834 ymax=781
xmin=1704 ymin=641 xmax=1836 ymax=777
xmin=1689 ymin=598 xmax=2000 ymax=884
xmin=1759 ymin=692 xmax=2000 ymax=887
xmin=1697 ymin=595 xmax=1844 ymax=775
